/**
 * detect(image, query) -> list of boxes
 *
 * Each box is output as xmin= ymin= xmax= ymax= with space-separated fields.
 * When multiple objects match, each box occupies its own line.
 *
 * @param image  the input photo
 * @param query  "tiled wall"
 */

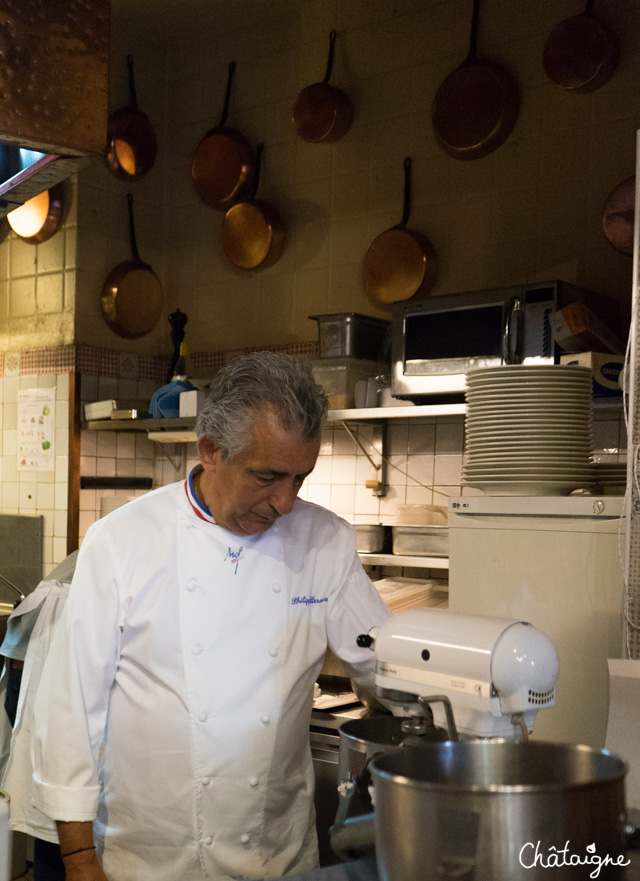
xmin=78 ymin=401 xmax=627 ymax=546
xmin=152 ymin=0 xmax=638 ymax=355
xmin=0 ymin=179 xmax=77 ymax=354
xmin=0 ymin=373 xmax=70 ymax=574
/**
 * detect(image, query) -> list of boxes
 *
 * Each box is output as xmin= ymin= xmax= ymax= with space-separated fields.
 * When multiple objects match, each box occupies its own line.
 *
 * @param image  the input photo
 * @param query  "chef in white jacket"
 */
xmin=32 ymin=351 xmax=391 ymax=881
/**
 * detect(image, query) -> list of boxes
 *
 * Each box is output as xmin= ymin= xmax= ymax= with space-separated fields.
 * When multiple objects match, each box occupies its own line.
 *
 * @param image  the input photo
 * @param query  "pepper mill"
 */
xmin=167 ymin=308 xmax=188 ymax=382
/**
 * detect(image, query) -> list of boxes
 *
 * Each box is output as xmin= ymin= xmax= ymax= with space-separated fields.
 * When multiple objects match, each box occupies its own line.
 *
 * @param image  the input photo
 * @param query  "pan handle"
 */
xmin=501 ymin=297 xmax=525 ymax=364
xmin=400 ymin=157 xmax=412 ymax=228
xmin=467 ymin=0 xmax=481 ymax=61
xmin=246 ymin=143 xmax=264 ymax=200
xmin=126 ymin=55 xmax=138 ymax=109
xmin=584 ymin=0 xmax=595 ymax=15
xmin=322 ymin=31 xmax=337 ymax=85
xmin=127 ymin=193 xmax=141 ymax=262
xmin=218 ymin=61 xmax=236 ymax=128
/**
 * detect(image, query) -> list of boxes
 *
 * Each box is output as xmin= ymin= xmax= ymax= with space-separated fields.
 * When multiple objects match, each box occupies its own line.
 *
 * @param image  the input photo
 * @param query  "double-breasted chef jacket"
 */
xmin=32 ymin=473 xmax=391 ymax=881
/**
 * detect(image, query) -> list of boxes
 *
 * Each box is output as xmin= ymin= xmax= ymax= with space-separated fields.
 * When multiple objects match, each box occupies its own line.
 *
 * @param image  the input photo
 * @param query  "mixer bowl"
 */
xmin=371 ymin=740 xmax=628 ymax=881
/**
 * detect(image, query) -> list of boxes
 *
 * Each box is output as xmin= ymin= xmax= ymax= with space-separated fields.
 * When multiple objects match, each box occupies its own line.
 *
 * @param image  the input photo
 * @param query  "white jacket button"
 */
xmin=192 ymin=644 xmax=203 ymax=655
xmin=198 ymin=712 xmax=207 ymax=722
xmin=186 ymin=580 xmax=197 ymax=592
xmin=204 ymin=836 xmax=213 ymax=846
xmin=268 ymin=647 xmax=278 ymax=657
xmin=202 ymin=777 xmax=211 ymax=786
xmin=271 ymin=583 xmax=281 ymax=593
xmin=260 ymin=714 xmax=270 ymax=725
xmin=240 ymin=834 xmax=250 ymax=844
xmin=249 ymin=776 xmax=258 ymax=787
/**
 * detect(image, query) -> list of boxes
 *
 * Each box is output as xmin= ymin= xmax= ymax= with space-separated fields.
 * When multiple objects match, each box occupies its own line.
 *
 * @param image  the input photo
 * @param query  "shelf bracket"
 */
xmin=339 ymin=420 xmax=387 ymax=497
xmin=153 ymin=441 xmax=186 ymax=474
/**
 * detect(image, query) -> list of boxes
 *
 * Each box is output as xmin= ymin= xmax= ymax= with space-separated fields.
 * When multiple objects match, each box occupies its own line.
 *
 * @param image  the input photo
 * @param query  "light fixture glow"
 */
xmin=7 ymin=190 xmax=50 ymax=238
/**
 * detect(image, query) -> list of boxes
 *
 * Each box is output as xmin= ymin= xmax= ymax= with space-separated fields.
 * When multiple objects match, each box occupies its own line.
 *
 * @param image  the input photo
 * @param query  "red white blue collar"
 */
xmin=185 ymin=467 xmax=217 ymax=524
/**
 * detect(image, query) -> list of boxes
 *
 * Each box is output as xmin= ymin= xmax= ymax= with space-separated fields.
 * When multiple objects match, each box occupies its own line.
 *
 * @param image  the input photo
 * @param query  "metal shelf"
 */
xmin=359 ymin=553 xmax=449 ymax=569
xmin=83 ymin=417 xmax=196 ymax=432
xmin=327 ymin=403 xmax=465 ymax=421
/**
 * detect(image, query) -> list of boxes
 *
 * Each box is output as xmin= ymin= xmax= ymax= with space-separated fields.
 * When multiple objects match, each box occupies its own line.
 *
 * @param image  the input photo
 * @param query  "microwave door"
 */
xmin=395 ymin=304 xmax=505 ymax=398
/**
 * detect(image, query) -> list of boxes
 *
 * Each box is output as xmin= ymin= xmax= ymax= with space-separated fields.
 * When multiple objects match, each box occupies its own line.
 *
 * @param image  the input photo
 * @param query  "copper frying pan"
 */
xmin=220 ymin=144 xmax=285 ymax=270
xmin=363 ymin=158 xmax=437 ymax=306
xmin=105 ymin=56 xmax=157 ymax=182
xmin=603 ymin=177 xmax=635 ymax=257
xmin=191 ymin=62 xmax=255 ymax=210
xmin=543 ymin=0 xmax=619 ymax=93
xmin=292 ymin=31 xmax=354 ymax=144
xmin=101 ymin=194 xmax=163 ymax=338
xmin=432 ymin=0 xmax=519 ymax=160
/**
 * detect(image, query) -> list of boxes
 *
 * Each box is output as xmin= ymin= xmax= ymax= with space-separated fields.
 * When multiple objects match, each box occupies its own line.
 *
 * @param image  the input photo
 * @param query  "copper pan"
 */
xmin=293 ymin=31 xmax=353 ymax=144
xmin=432 ymin=0 xmax=519 ymax=160
xmin=363 ymin=158 xmax=437 ymax=306
xmin=543 ymin=0 xmax=619 ymax=93
xmin=105 ymin=56 xmax=157 ymax=182
xmin=8 ymin=184 xmax=65 ymax=244
xmin=220 ymin=144 xmax=285 ymax=270
xmin=603 ymin=176 xmax=635 ymax=257
xmin=101 ymin=193 xmax=163 ymax=338
xmin=192 ymin=62 xmax=255 ymax=210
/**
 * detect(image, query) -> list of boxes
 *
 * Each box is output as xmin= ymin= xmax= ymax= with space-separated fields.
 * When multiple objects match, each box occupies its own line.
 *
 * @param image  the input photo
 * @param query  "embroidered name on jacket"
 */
xmin=225 ymin=546 xmax=244 ymax=574
xmin=291 ymin=596 xmax=328 ymax=605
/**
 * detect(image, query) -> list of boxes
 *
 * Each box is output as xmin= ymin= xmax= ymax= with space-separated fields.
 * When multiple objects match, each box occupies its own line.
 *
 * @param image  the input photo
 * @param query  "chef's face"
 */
xmin=198 ymin=409 xmax=321 ymax=536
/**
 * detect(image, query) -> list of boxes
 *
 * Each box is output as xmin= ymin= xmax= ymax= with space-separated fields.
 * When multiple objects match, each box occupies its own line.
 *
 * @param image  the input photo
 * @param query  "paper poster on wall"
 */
xmin=17 ymin=388 xmax=56 ymax=471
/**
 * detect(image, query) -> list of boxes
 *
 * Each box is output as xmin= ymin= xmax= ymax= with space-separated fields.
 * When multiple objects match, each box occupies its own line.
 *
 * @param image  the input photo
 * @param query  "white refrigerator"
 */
xmin=448 ymin=494 xmax=625 ymax=749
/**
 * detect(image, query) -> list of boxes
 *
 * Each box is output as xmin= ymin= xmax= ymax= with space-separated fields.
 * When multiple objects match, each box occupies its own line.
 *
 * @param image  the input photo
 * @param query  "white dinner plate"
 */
xmin=462 ymin=479 xmax=595 ymax=496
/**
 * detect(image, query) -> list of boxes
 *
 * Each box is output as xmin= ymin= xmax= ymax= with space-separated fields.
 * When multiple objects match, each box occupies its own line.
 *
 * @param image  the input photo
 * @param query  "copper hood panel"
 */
xmin=0 ymin=0 xmax=110 ymax=214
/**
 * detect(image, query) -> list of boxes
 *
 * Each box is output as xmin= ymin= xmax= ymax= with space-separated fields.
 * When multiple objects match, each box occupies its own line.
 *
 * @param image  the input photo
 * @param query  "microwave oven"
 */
xmin=391 ymin=280 xmax=608 ymax=402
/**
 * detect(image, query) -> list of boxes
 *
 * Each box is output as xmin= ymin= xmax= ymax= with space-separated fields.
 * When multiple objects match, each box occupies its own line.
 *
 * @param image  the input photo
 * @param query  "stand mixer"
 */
xmin=357 ymin=607 xmax=559 ymax=742
xmin=329 ymin=608 xmax=560 ymax=864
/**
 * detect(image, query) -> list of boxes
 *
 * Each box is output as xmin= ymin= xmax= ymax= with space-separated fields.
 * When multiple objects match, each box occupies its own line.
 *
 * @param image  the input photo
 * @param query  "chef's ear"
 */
xmin=197 ymin=434 xmax=219 ymax=468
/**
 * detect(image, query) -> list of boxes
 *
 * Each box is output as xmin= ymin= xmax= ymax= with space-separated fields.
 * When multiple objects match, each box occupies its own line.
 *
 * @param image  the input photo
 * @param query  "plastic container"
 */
xmin=309 ymin=313 xmax=390 ymax=360
xmin=311 ymin=357 xmax=387 ymax=409
xmin=354 ymin=524 xmax=385 ymax=553
xmin=392 ymin=525 xmax=449 ymax=557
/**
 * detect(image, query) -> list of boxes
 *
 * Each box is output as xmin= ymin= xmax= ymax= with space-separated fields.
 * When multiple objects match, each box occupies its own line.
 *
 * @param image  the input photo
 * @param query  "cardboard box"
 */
xmin=549 ymin=301 xmax=625 ymax=355
xmin=560 ymin=352 xmax=624 ymax=396
xmin=179 ymin=389 xmax=205 ymax=417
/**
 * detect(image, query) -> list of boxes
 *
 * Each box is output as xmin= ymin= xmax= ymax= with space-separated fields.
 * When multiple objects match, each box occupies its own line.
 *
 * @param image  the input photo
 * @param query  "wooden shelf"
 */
xmin=328 ymin=403 xmax=465 ymax=420
xmin=359 ymin=552 xmax=449 ymax=569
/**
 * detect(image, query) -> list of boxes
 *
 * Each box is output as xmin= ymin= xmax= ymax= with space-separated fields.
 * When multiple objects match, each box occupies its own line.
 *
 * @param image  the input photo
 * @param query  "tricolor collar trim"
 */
xmin=185 ymin=467 xmax=217 ymax=524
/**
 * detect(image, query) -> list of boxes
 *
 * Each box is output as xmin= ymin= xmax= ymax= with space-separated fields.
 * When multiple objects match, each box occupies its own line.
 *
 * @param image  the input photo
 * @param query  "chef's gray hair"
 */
xmin=196 ymin=351 xmax=328 ymax=459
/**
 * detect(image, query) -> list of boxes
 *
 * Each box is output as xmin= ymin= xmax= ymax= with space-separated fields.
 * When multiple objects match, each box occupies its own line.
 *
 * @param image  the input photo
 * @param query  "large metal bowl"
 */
xmin=372 ymin=740 xmax=627 ymax=881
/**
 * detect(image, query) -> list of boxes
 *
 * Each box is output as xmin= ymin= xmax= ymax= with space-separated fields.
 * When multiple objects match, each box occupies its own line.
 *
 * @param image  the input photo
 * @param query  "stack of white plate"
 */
xmin=594 ymin=462 xmax=627 ymax=493
xmin=463 ymin=365 xmax=595 ymax=496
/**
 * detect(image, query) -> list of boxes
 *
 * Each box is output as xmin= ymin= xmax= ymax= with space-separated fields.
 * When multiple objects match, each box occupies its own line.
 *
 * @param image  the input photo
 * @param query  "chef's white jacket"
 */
xmin=31 ymin=479 xmax=390 ymax=881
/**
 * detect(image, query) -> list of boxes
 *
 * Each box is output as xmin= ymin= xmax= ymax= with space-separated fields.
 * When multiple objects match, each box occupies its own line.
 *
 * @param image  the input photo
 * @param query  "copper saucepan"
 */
xmin=8 ymin=184 xmax=65 ymax=244
xmin=293 ymin=31 xmax=353 ymax=144
xmin=543 ymin=0 xmax=619 ymax=93
xmin=101 ymin=193 xmax=163 ymax=338
xmin=105 ymin=55 xmax=157 ymax=182
xmin=220 ymin=144 xmax=285 ymax=270
xmin=603 ymin=176 xmax=635 ymax=257
xmin=191 ymin=61 xmax=255 ymax=210
xmin=432 ymin=0 xmax=519 ymax=160
xmin=363 ymin=157 xmax=437 ymax=306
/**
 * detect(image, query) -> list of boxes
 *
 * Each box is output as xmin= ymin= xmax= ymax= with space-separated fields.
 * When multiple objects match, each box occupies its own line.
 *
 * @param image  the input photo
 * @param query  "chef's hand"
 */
xmin=57 ymin=821 xmax=110 ymax=881
xmin=62 ymin=848 xmax=109 ymax=881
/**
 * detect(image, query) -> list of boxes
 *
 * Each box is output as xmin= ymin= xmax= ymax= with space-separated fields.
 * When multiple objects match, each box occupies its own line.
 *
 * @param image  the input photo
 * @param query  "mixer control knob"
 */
xmin=356 ymin=633 xmax=374 ymax=648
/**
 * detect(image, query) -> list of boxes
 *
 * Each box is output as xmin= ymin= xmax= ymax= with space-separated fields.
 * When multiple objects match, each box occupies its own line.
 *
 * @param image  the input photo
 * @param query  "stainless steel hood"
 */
xmin=0 ymin=0 xmax=110 ymax=217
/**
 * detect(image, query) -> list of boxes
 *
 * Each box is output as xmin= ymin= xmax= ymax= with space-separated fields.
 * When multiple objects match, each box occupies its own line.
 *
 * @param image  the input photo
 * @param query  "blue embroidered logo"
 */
xmin=225 ymin=546 xmax=244 ymax=574
xmin=291 ymin=596 xmax=328 ymax=606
